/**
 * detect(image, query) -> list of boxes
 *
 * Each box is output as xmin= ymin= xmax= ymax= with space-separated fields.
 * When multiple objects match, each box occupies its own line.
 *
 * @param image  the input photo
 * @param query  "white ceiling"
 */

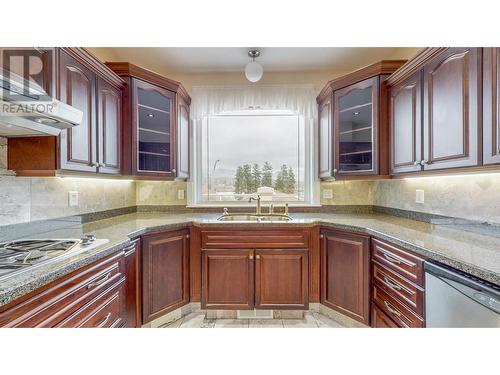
xmin=102 ymin=47 xmax=421 ymax=73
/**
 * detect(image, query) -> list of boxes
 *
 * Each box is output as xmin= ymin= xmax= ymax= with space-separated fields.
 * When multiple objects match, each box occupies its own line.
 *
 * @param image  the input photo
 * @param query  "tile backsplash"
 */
xmin=372 ymin=174 xmax=500 ymax=225
xmin=0 ymin=176 xmax=136 ymax=226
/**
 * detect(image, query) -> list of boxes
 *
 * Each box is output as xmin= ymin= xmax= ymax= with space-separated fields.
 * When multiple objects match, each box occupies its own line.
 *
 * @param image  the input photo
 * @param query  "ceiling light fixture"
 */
xmin=245 ymin=50 xmax=263 ymax=83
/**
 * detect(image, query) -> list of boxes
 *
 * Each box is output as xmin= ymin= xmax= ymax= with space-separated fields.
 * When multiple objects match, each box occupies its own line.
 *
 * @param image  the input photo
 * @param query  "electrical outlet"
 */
xmin=68 ymin=191 xmax=79 ymax=207
xmin=322 ymin=189 xmax=333 ymax=199
xmin=177 ymin=189 xmax=185 ymax=200
xmin=415 ymin=189 xmax=425 ymax=204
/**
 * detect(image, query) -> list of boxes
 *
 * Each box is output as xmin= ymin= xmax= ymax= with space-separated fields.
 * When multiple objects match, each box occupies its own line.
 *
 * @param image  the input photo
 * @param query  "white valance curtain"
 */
xmin=190 ymin=85 xmax=318 ymax=120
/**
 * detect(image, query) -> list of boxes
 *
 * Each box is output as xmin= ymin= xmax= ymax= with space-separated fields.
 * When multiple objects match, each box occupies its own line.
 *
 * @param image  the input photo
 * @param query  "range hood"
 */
xmin=0 ymin=71 xmax=83 ymax=137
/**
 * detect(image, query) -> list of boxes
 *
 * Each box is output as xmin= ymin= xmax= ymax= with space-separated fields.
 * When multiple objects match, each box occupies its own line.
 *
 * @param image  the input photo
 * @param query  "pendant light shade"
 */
xmin=245 ymin=50 xmax=263 ymax=83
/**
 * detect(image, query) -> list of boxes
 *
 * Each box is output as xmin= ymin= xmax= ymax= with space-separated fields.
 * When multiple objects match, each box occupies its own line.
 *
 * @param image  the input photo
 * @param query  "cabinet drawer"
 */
xmin=372 ymin=239 xmax=424 ymax=286
xmin=57 ymin=278 xmax=125 ymax=328
xmin=373 ymin=285 xmax=424 ymax=328
xmin=372 ymin=261 xmax=425 ymax=316
xmin=0 ymin=251 xmax=124 ymax=327
xmin=371 ymin=303 xmax=399 ymax=328
xmin=201 ymin=230 xmax=309 ymax=249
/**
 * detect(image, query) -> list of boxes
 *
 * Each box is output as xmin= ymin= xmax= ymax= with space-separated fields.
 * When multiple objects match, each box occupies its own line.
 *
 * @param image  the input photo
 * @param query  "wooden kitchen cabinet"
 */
xmin=422 ymin=47 xmax=480 ymax=170
xmin=96 ymin=77 xmax=122 ymax=174
xmin=255 ymin=249 xmax=308 ymax=310
xmin=317 ymin=60 xmax=405 ymax=180
xmin=483 ymin=47 xmax=500 ymax=165
xmin=58 ymin=50 xmax=97 ymax=173
xmin=8 ymin=48 xmax=125 ymax=176
xmin=370 ymin=238 xmax=426 ymax=328
xmin=106 ymin=62 xmax=191 ymax=180
xmin=199 ymin=228 xmax=311 ymax=310
xmin=201 ymin=249 xmax=254 ymax=309
xmin=0 ymin=250 xmax=127 ymax=328
xmin=389 ymin=72 xmax=423 ymax=173
xmin=320 ymin=228 xmax=370 ymax=324
xmin=141 ymin=228 xmax=190 ymax=323
xmin=387 ymin=47 xmax=482 ymax=175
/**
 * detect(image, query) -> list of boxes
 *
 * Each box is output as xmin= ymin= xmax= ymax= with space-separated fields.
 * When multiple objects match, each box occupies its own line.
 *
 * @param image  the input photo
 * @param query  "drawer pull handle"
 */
xmin=383 ymin=276 xmax=402 ymax=291
xmin=382 ymin=252 xmax=402 ymax=265
xmin=384 ymin=301 xmax=401 ymax=317
xmin=256 ymin=255 xmax=260 ymax=260
xmin=87 ymin=272 xmax=111 ymax=289
xmin=96 ymin=312 xmax=112 ymax=328
xmin=249 ymin=254 xmax=254 ymax=260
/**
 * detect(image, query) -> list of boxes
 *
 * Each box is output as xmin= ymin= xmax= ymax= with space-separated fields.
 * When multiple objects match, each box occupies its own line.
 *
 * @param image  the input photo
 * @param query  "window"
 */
xmin=190 ymin=110 xmax=318 ymax=206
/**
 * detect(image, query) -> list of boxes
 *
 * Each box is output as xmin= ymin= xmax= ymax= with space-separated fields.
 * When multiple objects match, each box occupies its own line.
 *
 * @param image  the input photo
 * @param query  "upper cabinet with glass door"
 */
xmin=106 ymin=62 xmax=191 ymax=180
xmin=317 ymin=60 xmax=406 ymax=180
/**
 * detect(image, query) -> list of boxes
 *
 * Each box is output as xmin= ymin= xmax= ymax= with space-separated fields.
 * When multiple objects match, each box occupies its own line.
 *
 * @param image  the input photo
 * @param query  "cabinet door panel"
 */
xmin=97 ymin=78 xmax=121 ymax=174
xmin=132 ymin=78 xmax=176 ymax=177
xmin=142 ymin=230 xmax=189 ymax=323
xmin=483 ymin=47 xmax=500 ymax=165
xmin=319 ymin=98 xmax=333 ymax=178
xmin=321 ymin=229 xmax=370 ymax=324
xmin=202 ymin=249 xmax=254 ymax=309
xmin=255 ymin=249 xmax=308 ymax=310
xmin=58 ymin=51 xmax=97 ymax=172
xmin=423 ymin=48 xmax=480 ymax=170
xmin=390 ymin=73 xmax=422 ymax=173
xmin=334 ymin=77 xmax=379 ymax=176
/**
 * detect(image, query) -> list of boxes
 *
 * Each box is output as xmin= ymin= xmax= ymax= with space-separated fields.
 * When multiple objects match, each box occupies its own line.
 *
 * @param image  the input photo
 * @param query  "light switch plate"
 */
xmin=415 ymin=189 xmax=424 ymax=204
xmin=68 ymin=191 xmax=79 ymax=207
xmin=177 ymin=189 xmax=185 ymax=200
xmin=322 ymin=189 xmax=333 ymax=199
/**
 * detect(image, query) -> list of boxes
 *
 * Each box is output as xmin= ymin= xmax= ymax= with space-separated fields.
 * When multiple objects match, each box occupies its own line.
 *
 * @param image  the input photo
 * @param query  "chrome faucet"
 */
xmin=248 ymin=195 xmax=262 ymax=215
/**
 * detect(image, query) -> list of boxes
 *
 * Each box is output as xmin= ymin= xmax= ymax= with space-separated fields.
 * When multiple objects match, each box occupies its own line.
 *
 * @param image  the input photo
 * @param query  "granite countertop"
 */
xmin=1 ymin=211 xmax=499 ymax=308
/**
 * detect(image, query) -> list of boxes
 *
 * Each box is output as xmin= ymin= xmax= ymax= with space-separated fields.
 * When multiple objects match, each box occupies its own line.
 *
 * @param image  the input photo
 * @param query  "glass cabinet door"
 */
xmin=334 ymin=77 xmax=378 ymax=175
xmin=134 ymin=80 xmax=175 ymax=174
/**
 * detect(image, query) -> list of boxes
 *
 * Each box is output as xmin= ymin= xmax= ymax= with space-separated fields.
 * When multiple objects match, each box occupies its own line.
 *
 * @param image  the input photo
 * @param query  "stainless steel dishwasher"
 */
xmin=425 ymin=261 xmax=500 ymax=328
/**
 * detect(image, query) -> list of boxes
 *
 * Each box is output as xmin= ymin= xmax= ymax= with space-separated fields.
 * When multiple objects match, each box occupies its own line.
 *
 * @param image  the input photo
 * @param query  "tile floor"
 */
xmin=162 ymin=311 xmax=356 ymax=328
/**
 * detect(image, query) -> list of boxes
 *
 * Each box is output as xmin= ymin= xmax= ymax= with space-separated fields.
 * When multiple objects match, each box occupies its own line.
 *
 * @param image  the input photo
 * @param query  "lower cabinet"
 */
xmin=141 ymin=229 xmax=190 ymax=323
xmin=0 ymin=250 xmax=127 ymax=328
xmin=201 ymin=248 xmax=309 ymax=310
xmin=255 ymin=249 xmax=308 ymax=310
xmin=200 ymin=229 xmax=311 ymax=310
xmin=320 ymin=229 xmax=370 ymax=324
xmin=202 ymin=249 xmax=254 ymax=309
xmin=370 ymin=238 xmax=426 ymax=328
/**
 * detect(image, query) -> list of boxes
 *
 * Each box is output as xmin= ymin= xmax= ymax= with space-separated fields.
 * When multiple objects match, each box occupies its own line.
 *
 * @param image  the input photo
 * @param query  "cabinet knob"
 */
xmin=333 ymin=169 xmax=338 ymax=174
xmin=320 ymin=234 xmax=324 ymax=239
xmin=90 ymin=162 xmax=98 ymax=167
xmin=413 ymin=161 xmax=420 ymax=166
xmin=255 ymin=255 xmax=260 ymax=260
xmin=99 ymin=163 xmax=106 ymax=168
xmin=249 ymin=254 xmax=254 ymax=260
xmin=172 ymin=168 xmax=177 ymax=174
xmin=186 ymin=234 xmax=190 ymax=239
xmin=420 ymin=160 xmax=430 ymax=166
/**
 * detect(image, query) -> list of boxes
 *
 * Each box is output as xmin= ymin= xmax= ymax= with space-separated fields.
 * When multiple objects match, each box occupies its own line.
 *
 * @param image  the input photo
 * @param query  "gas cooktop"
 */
xmin=0 ymin=235 xmax=108 ymax=280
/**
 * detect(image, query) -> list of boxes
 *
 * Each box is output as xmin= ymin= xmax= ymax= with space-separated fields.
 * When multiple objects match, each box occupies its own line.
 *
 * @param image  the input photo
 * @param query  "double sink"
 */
xmin=217 ymin=214 xmax=292 ymax=222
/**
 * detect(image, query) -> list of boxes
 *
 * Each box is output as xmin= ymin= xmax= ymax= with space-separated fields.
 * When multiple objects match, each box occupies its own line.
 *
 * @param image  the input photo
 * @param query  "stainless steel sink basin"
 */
xmin=217 ymin=214 xmax=292 ymax=222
